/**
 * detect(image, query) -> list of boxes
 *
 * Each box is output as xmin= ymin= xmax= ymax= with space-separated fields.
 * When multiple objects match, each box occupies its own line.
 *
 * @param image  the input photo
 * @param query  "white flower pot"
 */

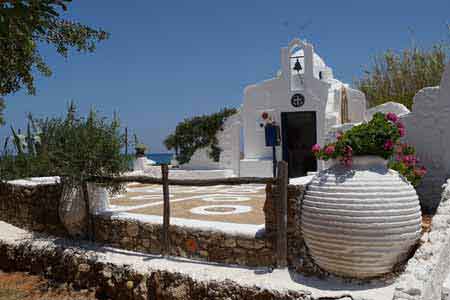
xmin=59 ymin=184 xmax=87 ymax=237
xmin=87 ymin=183 xmax=110 ymax=214
xmin=301 ymin=156 xmax=422 ymax=278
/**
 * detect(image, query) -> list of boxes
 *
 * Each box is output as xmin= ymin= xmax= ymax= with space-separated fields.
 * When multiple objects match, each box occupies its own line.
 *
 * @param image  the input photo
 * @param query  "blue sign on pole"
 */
xmin=265 ymin=124 xmax=280 ymax=177
xmin=265 ymin=124 xmax=280 ymax=147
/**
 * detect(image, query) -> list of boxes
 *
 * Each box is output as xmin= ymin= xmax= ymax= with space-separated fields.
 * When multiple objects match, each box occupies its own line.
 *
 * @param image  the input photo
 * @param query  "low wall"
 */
xmin=93 ymin=213 xmax=275 ymax=267
xmin=0 ymin=223 xmax=313 ymax=300
xmin=0 ymin=176 xmax=317 ymax=270
xmin=393 ymin=178 xmax=450 ymax=300
xmin=264 ymin=183 xmax=321 ymax=275
xmin=0 ymin=178 xmax=65 ymax=235
xmin=0 ymin=177 xmax=278 ymax=268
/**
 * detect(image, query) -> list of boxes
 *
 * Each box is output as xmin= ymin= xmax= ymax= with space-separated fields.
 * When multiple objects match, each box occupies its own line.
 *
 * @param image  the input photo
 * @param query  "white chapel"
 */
xmin=180 ymin=38 xmax=367 ymax=178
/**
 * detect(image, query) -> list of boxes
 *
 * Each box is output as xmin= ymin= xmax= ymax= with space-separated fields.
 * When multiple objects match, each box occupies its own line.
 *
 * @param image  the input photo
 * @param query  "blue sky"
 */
xmin=2 ymin=0 xmax=449 ymax=152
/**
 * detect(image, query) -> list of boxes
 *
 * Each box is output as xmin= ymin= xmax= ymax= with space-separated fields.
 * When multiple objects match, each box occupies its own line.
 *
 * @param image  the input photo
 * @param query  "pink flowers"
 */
xmin=340 ymin=145 xmax=353 ymax=167
xmin=402 ymin=155 xmax=417 ymax=167
xmin=389 ymin=142 xmax=426 ymax=187
xmin=309 ymin=112 xmax=425 ymax=186
xmin=342 ymin=159 xmax=352 ymax=167
xmin=414 ymin=166 xmax=427 ymax=177
xmin=385 ymin=112 xmax=398 ymax=123
xmin=395 ymin=121 xmax=405 ymax=137
xmin=312 ymin=144 xmax=321 ymax=154
xmin=384 ymin=140 xmax=394 ymax=150
xmin=324 ymin=145 xmax=335 ymax=156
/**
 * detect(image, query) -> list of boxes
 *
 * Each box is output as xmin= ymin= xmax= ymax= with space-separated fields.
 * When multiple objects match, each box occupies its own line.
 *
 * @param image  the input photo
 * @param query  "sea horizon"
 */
xmin=147 ymin=152 xmax=174 ymax=165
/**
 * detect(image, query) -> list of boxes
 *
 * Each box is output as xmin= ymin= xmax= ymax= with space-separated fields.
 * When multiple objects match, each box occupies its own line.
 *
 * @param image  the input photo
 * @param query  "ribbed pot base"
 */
xmin=301 ymin=156 xmax=422 ymax=279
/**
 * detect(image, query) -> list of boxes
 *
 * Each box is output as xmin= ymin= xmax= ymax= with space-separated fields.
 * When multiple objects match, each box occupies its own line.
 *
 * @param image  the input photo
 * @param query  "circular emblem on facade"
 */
xmin=291 ymin=93 xmax=305 ymax=107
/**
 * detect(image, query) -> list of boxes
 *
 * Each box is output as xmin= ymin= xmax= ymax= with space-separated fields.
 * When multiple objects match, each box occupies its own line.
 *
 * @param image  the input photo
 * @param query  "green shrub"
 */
xmin=355 ymin=43 xmax=448 ymax=109
xmin=0 ymin=102 xmax=130 ymax=191
xmin=164 ymin=108 xmax=237 ymax=164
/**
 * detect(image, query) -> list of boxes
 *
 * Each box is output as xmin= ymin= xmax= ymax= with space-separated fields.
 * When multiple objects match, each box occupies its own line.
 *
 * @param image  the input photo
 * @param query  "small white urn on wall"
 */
xmin=59 ymin=182 xmax=111 ymax=237
xmin=301 ymin=156 xmax=422 ymax=279
xmin=59 ymin=184 xmax=88 ymax=237
xmin=87 ymin=183 xmax=110 ymax=215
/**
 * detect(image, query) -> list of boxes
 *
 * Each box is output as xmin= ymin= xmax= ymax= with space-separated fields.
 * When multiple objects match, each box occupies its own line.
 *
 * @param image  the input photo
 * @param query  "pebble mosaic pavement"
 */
xmin=109 ymin=183 xmax=267 ymax=225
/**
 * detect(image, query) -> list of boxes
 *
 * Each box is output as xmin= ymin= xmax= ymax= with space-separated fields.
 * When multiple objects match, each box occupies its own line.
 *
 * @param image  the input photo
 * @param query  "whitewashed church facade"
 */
xmin=182 ymin=38 xmax=367 ymax=178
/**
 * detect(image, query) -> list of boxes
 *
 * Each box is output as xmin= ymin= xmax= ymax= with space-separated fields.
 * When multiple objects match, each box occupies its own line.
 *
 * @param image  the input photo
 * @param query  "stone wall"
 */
xmin=0 ymin=231 xmax=312 ymax=300
xmin=0 ymin=179 xmax=65 ymax=235
xmin=264 ymin=183 xmax=320 ymax=274
xmin=94 ymin=214 xmax=275 ymax=267
xmin=393 ymin=179 xmax=450 ymax=300
xmin=0 ymin=176 xmax=317 ymax=270
xmin=264 ymin=184 xmax=304 ymax=262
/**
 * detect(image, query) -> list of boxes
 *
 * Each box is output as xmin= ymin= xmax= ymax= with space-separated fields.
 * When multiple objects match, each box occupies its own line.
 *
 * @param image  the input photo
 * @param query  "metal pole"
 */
xmin=272 ymin=145 xmax=277 ymax=177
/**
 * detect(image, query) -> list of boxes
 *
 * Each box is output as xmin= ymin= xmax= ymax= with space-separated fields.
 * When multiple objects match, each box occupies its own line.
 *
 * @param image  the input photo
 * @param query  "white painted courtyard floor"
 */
xmin=109 ymin=183 xmax=267 ymax=225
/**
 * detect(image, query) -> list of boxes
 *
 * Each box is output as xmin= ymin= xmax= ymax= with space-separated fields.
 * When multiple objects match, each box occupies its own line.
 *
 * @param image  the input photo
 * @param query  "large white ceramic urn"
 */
xmin=301 ymin=156 xmax=422 ymax=279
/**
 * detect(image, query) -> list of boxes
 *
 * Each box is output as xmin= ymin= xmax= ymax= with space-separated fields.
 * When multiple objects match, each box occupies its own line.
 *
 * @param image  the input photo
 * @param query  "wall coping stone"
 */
xmin=289 ymin=175 xmax=314 ymax=186
xmin=6 ymin=176 xmax=60 ymax=187
xmin=102 ymin=211 xmax=265 ymax=238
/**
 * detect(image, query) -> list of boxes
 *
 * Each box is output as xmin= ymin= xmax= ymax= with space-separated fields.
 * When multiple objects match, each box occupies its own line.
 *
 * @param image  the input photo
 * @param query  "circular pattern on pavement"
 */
xmin=199 ymin=194 xmax=251 ymax=202
xmin=222 ymin=185 xmax=266 ymax=194
xmin=190 ymin=205 xmax=252 ymax=215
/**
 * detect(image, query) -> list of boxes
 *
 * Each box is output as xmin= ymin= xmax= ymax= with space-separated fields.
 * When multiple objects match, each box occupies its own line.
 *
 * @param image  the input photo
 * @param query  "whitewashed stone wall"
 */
xmin=216 ymin=112 xmax=241 ymax=174
xmin=345 ymin=87 xmax=366 ymax=123
xmin=180 ymin=111 xmax=241 ymax=175
xmin=400 ymin=62 xmax=450 ymax=213
xmin=393 ymin=179 xmax=450 ymax=300
xmin=180 ymin=147 xmax=221 ymax=170
xmin=366 ymin=101 xmax=410 ymax=120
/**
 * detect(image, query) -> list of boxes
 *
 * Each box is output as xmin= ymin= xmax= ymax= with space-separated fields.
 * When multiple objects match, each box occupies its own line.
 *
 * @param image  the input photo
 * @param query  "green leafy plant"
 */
xmin=355 ymin=42 xmax=448 ymax=109
xmin=164 ymin=108 xmax=237 ymax=164
xmin=0 ymin=1 xmax=109 ymax=121
xmin=389 ymin=143 xmax=426 ymax=187
xmin=0 ymin=102 xmax=130 ymax=192
xmin=312 ymin=112 xmax=426 ymax=186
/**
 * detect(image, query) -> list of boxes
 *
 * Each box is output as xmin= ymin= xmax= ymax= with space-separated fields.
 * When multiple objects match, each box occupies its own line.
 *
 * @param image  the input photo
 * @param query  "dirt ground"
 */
xmin=0 ymin=271 xmax=96 ymax=300
xmin=110 ymin=183 xmax=267 ymax=224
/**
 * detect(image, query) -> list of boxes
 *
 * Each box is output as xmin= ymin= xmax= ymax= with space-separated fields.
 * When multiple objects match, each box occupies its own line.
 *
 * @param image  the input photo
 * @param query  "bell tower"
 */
xmin=280 ymin=39 xmax=314 ymax=92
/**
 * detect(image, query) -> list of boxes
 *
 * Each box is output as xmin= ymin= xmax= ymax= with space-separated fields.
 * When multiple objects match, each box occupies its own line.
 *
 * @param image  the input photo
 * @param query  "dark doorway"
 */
xmin=281 ymin=111 xmax=317 ymax=178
